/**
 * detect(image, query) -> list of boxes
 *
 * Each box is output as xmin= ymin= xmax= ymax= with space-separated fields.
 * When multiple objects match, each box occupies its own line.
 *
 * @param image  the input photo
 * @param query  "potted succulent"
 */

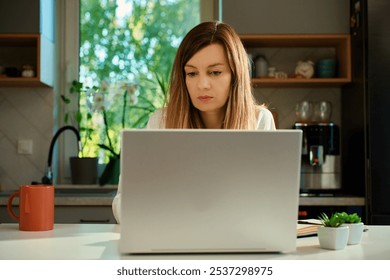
xmin=317 ymin=212 xmax=349 ymax=250
xmin=338 ymin=212 xmax=364 ymax=245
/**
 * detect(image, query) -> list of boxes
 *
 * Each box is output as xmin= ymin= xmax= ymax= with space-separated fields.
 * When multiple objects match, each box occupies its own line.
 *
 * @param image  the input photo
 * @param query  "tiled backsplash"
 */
xmin=0 ymin=87 xmax=53 ymax=191
xmin=0 ymin=86 xmax=340 ymax=192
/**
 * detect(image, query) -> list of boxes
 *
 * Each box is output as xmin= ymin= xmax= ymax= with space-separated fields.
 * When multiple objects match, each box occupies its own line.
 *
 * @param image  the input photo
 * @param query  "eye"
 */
xmin=209 ymin=71 xmax=222 ymax=76
xmin=185 ymin=71 xmax=197 ymax=77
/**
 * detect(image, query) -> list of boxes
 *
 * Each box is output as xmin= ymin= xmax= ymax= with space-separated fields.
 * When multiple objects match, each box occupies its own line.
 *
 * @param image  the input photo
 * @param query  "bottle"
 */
xmin=255 ymin=55 xmax=268 ymax=77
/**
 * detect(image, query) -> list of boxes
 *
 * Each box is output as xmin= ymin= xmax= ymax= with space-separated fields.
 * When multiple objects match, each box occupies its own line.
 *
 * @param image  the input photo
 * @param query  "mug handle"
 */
xmin=7 ymin=191 xmax=20 ymax=221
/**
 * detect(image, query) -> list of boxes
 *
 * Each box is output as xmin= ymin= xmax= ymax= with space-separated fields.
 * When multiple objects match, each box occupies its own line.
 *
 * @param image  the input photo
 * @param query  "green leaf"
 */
xmin=61 ymin=95 xmax=71 ymax=104
xmin=76 ymin=111 xmax=83 ymax=123
xmin=97 ymin=144 xmax=119 ymax=158
xmin=318 ymin=212 xmax=342 ymax=227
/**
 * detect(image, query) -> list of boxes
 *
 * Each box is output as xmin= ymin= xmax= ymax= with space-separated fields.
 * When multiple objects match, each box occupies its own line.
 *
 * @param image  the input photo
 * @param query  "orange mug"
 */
xmin=7 ymin=185 xmax=54 ymax=231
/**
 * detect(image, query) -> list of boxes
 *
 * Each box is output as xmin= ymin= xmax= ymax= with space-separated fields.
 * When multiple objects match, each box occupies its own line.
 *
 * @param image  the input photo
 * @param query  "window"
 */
xmin=75 ymin=0 xmax=200 ymax=163
xmin=58 ymin=0 xmax=217 ymax=184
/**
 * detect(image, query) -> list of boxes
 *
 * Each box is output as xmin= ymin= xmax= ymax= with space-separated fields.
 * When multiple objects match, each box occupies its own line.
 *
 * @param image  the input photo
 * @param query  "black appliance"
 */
xmin=293 ymin=123 xmax=341 ymax=193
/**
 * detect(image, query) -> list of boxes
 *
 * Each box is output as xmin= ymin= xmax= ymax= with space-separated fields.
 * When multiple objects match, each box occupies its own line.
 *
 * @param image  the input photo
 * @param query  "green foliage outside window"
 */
xmin=76 ymin=0 xmax=200 ymax=162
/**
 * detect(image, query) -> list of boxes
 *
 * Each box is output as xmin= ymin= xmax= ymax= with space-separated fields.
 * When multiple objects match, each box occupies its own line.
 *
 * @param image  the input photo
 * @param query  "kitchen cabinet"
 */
xmin=0 ymin=205 xmax=116 ymax=224
xmin=0 ymin=0 xmax=54 ymax=87
xmin=0 ymin=187 xmax=117 ymax=224
xmin=240 ymin=34 xmax=351 ymax=87
xmin=55 ymin=206 xmax=116 ymax=224
xmin=0 ymin=34 xmax=53 ymax=87
xmin=343 ymin=0 xmax=390 ymax=224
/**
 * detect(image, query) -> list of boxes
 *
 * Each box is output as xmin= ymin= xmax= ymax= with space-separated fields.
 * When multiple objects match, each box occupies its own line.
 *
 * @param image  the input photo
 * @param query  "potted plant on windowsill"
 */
xmin=65 ymin=80 xmax=135 ymax=186
xmin=63 ymin=72 xmax=169 ymax=186
xmin=317 ymin=212 xmax=349 ymax=250
xmin=62 ymin=81 xmax=99 ymax=185
xmin=338 ymin=212 xmax=364 ymax=245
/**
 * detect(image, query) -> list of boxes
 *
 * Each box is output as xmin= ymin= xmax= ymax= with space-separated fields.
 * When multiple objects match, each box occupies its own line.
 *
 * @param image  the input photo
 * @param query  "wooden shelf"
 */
xmin=240 ymin=34 xmax=351 ymax=87
xmin=0 ymin=77 xmax=51 ymax=87
xmin=0 ymin=33 xmax=53 ymax=87
xmin=252 ymin=78 xmax=351 ymax=88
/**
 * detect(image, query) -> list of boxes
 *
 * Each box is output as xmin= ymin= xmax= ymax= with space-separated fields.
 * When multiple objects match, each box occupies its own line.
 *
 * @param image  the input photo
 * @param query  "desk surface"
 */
xmin=0 ymin=224 xmax=388 ymax=260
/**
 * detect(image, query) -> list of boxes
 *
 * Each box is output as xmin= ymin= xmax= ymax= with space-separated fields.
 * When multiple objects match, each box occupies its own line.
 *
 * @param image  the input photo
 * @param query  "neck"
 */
xmin=200 ymin=110 xmax=225 ymax=129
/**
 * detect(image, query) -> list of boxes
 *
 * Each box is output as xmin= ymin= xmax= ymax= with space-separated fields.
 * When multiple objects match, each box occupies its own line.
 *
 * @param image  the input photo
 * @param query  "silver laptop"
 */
xmin=119 ymin=129 xmax=302 ymax=254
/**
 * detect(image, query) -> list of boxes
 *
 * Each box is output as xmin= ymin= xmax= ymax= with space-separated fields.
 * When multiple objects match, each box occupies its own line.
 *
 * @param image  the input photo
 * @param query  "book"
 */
xmin=297 ymin=219 xmax=322 ymax=238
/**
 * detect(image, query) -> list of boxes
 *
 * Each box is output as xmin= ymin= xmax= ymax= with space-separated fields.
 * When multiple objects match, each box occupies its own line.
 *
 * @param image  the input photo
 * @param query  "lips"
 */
xmin=197 ymin=95 xmax=213 ymax=103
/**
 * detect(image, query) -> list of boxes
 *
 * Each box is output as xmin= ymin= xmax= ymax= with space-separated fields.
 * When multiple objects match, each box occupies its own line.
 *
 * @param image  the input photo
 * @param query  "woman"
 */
xmin=112 ymin=21 xmax=276 ymax=223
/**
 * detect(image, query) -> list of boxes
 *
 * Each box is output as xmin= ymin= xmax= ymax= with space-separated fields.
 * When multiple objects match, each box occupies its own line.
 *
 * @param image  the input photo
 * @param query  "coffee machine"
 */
xmin=293 ymin=122 xmax=341 ymax=193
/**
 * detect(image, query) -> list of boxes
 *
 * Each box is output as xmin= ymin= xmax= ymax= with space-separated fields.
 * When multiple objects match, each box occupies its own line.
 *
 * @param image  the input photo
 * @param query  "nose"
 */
xmin=197 ymin=74 xmax=211 ymax=90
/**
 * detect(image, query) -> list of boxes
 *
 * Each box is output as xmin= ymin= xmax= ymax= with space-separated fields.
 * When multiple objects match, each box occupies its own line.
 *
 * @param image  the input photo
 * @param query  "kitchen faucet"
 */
xmin=41 ymin=125 xmax=82 ymax=185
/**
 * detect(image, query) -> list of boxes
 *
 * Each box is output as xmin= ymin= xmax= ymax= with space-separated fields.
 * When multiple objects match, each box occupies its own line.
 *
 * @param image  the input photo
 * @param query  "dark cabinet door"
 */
xmin=367 ymin=0 xmax=390 ymax=224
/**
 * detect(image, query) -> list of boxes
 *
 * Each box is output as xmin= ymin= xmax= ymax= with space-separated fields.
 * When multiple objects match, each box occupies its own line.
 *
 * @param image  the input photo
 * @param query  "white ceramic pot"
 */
xmin=317 ymin=225 xmax=349 ymax=250
xmin=343 ymin=222 xmax=364 ymax=245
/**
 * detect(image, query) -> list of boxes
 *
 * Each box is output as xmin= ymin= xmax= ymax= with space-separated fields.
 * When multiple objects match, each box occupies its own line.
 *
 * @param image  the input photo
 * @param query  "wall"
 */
xmin=222 ymin=0 xmax=350 ymax=34
xmin=0 ymin=0 xmax=55 ymax=191
xmin=0 ymin=0 xmax=350 ymax=191
xmin=0 ymin=87 xmax=53 ymax=191
xmin=221 ymin=0 xmax=349 ymax=129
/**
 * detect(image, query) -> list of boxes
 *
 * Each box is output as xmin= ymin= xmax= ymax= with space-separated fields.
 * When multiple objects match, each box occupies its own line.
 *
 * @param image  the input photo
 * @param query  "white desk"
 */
xmin=0 ymin=224 xmax=389 ymax=260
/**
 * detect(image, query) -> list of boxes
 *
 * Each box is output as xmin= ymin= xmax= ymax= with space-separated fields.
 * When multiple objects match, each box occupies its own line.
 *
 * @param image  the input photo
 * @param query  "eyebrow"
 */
xmin=185 ymin=63 xmax=225 ymax=69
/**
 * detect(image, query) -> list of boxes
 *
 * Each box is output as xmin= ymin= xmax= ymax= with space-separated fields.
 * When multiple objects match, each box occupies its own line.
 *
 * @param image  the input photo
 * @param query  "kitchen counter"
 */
xmin=0 ymin=223 xmax=389 ymax=259
xmin=0 ymin=185 xmax=364 ymax=207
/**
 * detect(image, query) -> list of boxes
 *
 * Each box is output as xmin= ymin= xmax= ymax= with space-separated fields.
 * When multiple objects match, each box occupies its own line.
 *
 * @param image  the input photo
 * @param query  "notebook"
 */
xmin=119 ymin=129 xmax=302 ymax=254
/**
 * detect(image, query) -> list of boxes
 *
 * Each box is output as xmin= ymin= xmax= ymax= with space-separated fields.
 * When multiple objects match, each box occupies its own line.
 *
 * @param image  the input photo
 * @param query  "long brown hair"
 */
xmin=165 ymin=21 xmax=260 ymax=129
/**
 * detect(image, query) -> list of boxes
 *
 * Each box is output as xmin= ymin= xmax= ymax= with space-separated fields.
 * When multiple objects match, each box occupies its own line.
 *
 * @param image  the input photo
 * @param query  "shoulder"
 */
xmin=256 ymin=106 xmax=276 ymax=131
xmin=146 ymin=108 xmax=166 ymax=129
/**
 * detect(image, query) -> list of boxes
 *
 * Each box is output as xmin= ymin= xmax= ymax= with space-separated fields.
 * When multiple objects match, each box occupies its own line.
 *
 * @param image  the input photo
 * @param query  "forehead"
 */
xmin=185 ymin=43 xmax=228 ymax=67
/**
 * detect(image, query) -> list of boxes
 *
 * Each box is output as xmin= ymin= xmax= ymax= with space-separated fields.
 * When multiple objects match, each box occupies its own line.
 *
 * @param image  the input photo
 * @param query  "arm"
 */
xmin=112 ymin=175 xmax=121 ymax=224
xmin=112 ymin=108 xmax=166 ymax=223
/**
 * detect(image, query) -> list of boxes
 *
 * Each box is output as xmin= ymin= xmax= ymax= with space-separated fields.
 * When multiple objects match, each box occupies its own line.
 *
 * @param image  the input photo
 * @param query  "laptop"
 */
xmin=119 ymin=129 xmax=302 ymax=254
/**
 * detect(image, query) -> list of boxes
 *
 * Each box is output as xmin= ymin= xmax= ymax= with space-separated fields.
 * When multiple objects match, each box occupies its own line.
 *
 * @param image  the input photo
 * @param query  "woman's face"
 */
xmin=184 ymin=43 xmax=232 ymax=117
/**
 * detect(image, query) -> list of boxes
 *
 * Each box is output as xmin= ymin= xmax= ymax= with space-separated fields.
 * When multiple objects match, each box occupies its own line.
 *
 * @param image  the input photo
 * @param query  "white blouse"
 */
xmin=112 ymin=107 xmax=276 ymax=223
xmin=146 ymin=107 xmax=276 ymax=130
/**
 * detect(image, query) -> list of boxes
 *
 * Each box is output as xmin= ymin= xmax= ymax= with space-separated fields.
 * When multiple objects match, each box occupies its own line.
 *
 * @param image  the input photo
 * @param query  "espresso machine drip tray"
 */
xmin=299 ymin=188 xmax=346 ymax=197
xmin=300 ymin=192 xmax=334 ymax=197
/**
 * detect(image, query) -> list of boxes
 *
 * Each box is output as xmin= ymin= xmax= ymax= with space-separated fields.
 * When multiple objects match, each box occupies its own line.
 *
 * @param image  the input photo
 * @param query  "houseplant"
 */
xmin=317 ymin=212 xmax=349 ymax=250
xmin=62 ymin=81 xmax=99 ymax=185
xmin=66 ymin=80 xmax=138 ymax=185
xmin=338 ymin=212 xmax=364 ymax=245
xmin=63 ymin=74 xmax=168 ymax=185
